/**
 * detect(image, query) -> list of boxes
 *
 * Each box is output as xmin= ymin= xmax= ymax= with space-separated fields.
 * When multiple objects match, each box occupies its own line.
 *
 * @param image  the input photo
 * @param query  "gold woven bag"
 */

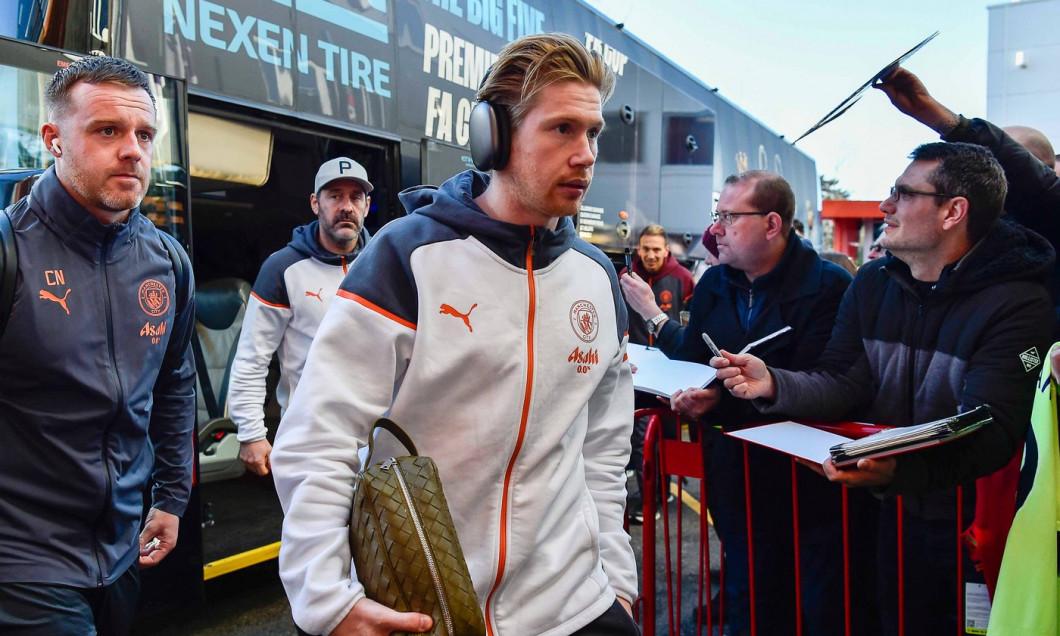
xmin=350 ymin=418 xmax=486 ymax=636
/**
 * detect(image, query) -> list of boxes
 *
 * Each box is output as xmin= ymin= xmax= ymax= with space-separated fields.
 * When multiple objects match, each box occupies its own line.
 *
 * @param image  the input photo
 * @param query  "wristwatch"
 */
xmin=647 ymin=313 xmax=668 ymax=335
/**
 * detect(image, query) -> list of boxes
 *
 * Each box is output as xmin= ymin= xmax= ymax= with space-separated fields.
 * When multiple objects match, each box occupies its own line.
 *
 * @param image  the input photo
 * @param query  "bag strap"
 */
xmin=363 ymin=417 xmax=419 ymax=467
xmin=0 ymin=206 xmax=17 ymax=341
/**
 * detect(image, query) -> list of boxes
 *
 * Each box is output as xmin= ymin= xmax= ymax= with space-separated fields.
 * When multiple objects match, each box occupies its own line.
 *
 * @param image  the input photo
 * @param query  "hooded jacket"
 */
xmin=620 ymin=251 xmax=694 ymax=345
xmin=271 ymin=171 xmax=637 ymax=636
xmin=228 ymin=220 xmax=369 ymax=442
xmin=763 ymin=218 xmax=1055 ymax=517
xmin=0 ymin=167 xmax=196 ymax=586
xmin=944 ymin=117 xmax=1060 ymax=333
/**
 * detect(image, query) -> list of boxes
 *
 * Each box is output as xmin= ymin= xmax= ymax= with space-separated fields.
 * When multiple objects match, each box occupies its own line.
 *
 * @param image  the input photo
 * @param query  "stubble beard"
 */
xmin=69 ymin=165 xmax=148 ymax=216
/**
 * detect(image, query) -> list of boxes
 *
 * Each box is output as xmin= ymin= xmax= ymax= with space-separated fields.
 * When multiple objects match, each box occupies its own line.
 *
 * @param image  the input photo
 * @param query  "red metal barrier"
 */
xmin=638 ymin=408 xmax=715 ymax=636
xmin=635 ymin=415 xmax=1022 ymax=636
xmin=734 ymin=421 xmax=1021 ymax=636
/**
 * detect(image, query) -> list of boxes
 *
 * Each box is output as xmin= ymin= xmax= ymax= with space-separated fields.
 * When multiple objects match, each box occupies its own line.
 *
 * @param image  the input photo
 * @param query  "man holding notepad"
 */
xmin=622 ymin=170 xmax=855 ymax=635
xmin=715 ymin=143 xmax=1054 ymax=636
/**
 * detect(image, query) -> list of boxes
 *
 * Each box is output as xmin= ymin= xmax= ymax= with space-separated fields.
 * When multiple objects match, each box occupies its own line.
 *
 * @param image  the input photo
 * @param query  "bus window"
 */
xmin=0 ymin=37 xmax=191 ymax=246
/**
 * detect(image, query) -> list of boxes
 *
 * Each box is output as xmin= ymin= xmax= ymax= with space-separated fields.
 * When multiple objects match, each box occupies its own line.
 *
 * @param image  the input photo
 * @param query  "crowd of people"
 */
xmin=1 ymin=30 xmax=1058 ymax=636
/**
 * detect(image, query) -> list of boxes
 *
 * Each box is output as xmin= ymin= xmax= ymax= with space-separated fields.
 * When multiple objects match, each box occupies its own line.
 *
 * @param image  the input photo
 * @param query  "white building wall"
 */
xmin=987 ymin=0 xmax=1060 ymax=147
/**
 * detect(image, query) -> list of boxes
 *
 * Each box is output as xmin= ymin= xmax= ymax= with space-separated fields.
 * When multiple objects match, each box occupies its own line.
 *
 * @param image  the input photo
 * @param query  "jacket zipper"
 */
xmin=94 ymin=228 xmax=122 ymax=586
xmin=382 ymin=458 xmax=454 ymax=636
xmin=342 ymin=255 xmax=348 ymax=275
xmin=484 ymin=228 xmax=537 ymax=635
xmin=746 ymin=287 xmax=754 ymax=329
xmin=909 ymin=298 xmax=925 ymax=426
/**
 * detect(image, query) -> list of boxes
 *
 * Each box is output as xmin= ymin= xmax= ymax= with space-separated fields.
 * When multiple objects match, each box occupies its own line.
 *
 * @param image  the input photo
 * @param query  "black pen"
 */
xmin=624 ymin=247 xmax=632 ymax=273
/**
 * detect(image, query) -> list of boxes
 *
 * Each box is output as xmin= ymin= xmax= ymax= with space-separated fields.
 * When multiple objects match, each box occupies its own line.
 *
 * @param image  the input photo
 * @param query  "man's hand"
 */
xmin=821 ymin=457 xmax=897 ymax=488
xmin=617 ymin=597 xmax=633 ymax=617
xmin=240 ymin=439 xmax=273 ymax=475
xmin=139 ymin=508 xmax=179 ymax=568
xmin=619 ymin=272 xmax=663 ymax=321
xmin=669 ymin=385 xmax=722 ymax=420
xmin=711 ymin=350 xmax=775 ymax=401
xmin=329 ymin=598 xmax=432 ymax=636
xmin=873 ymin=67 xmax=958 ymax=135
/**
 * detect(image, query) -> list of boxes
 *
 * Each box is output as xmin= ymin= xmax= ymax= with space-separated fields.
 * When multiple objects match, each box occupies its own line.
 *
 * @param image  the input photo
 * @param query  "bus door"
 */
xmin=184 ymin=100 xmax=399 ymax=578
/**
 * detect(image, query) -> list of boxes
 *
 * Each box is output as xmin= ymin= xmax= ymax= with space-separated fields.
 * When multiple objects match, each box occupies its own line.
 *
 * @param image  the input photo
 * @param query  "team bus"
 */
xmin=1 ymin=0 xmax=818 ymax=610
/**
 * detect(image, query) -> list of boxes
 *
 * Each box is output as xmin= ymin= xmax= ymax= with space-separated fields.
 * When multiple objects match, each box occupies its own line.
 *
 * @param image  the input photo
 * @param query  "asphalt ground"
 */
xmin=131 ymin=475 xmax=723 ymax=636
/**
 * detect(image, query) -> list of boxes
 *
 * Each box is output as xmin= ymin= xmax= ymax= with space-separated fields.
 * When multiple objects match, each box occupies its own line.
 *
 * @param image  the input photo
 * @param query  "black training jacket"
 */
xmin=0 ymin=167 xmax=196 ymax=586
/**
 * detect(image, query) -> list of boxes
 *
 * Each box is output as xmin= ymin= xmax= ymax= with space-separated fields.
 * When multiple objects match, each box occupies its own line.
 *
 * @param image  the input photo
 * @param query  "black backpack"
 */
xmin=0 ymin=205 xmax=190 ymax=340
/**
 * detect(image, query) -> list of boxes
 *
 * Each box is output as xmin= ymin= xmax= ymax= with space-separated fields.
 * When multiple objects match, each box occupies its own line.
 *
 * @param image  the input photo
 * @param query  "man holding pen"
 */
xmin=621 ymin=170 xmax=856 ymax=635
xmin=618 ymin=224 xmax=694 ymax=347
xmin=712 ymin=144 xmax=1054 ymax=635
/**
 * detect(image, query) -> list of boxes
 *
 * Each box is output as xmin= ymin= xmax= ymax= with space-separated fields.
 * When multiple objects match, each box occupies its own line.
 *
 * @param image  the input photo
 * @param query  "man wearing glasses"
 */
xmin=714 ymin=143 xmax=1054 ymax=636
xmin=876 ymin=66 xmax=1060 ymax=337
xmin=621 ymin=170 xmax=857 ymax=635
xmin=228 ymin=157 xmax=373 ymax=476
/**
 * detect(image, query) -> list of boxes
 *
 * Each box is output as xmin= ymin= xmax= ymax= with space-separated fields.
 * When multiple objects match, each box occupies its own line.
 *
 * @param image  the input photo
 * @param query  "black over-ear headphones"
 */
xmin=468 ymin=66 xmax=511 ymax=171
xmin=469 ymin=101 xmax=510 ymax=171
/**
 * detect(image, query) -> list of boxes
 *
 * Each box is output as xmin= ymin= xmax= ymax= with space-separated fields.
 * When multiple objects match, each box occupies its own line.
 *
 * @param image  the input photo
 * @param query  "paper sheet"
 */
xmin=726 ymin=422 xmax=854 ymax=465
xmin=627 ymin=343 xmax=718 ymax=398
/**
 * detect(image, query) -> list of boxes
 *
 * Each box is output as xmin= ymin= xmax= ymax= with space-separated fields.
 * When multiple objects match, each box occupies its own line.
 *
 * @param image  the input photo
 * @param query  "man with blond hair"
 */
xmin=272 ymin=33 xmax=638 ymax=636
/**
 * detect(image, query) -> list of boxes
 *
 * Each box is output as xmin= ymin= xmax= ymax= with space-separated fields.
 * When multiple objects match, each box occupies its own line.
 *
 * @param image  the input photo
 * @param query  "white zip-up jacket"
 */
xmin=228 ymin=221 xmax=368 ymax=442
xmin=272 ymin=170 xmax=637 ymax=636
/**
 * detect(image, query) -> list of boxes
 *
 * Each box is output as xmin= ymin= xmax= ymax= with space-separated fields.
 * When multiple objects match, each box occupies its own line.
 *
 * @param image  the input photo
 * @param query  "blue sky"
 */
xmin=581 ymin=0 xmax=991 ymax=200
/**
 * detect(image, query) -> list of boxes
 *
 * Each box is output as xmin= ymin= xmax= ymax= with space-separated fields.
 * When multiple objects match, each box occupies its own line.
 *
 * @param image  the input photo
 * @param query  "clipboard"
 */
xmin=828 ymin=405 xmax=992 ymax=467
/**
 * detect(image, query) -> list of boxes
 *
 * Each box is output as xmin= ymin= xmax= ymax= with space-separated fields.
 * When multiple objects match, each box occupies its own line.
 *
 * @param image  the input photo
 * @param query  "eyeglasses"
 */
xmin=888 ymin=185 xmax=955 ymax=203
xmin=710 ymin=210 xmax=771 ymax=227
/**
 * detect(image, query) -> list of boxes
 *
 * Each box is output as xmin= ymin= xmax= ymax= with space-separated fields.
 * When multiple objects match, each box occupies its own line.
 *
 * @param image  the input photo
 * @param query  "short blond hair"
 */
xmin=476 ymin=33 xmax=615 ymax=131
xmin=638 ymin=224 xmax=666 ymax=242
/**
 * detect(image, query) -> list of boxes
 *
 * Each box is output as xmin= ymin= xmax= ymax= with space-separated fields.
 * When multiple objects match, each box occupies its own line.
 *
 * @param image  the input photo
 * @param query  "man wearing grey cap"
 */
xmin=227 ymin=157 xmax=373 ymax=475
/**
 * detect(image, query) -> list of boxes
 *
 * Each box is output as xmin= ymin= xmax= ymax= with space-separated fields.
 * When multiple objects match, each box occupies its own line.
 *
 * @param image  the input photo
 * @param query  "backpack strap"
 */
xmin=158 ymin=230 xmax=189 ymax=317
xmin=0 ymin=204 xmax=23 ymax=341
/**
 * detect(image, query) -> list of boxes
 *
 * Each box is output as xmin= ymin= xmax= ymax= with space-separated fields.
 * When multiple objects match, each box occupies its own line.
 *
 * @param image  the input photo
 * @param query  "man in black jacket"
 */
xmin=622 ymin=171 xmax=857 ymax=635
xmin=876 ymin=66 xmax=1060 ymax=335
xmin=0 ymin=56 xmax=196 ymax=635
xmin=715 ymin=143 xmax=1054 ymax=636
